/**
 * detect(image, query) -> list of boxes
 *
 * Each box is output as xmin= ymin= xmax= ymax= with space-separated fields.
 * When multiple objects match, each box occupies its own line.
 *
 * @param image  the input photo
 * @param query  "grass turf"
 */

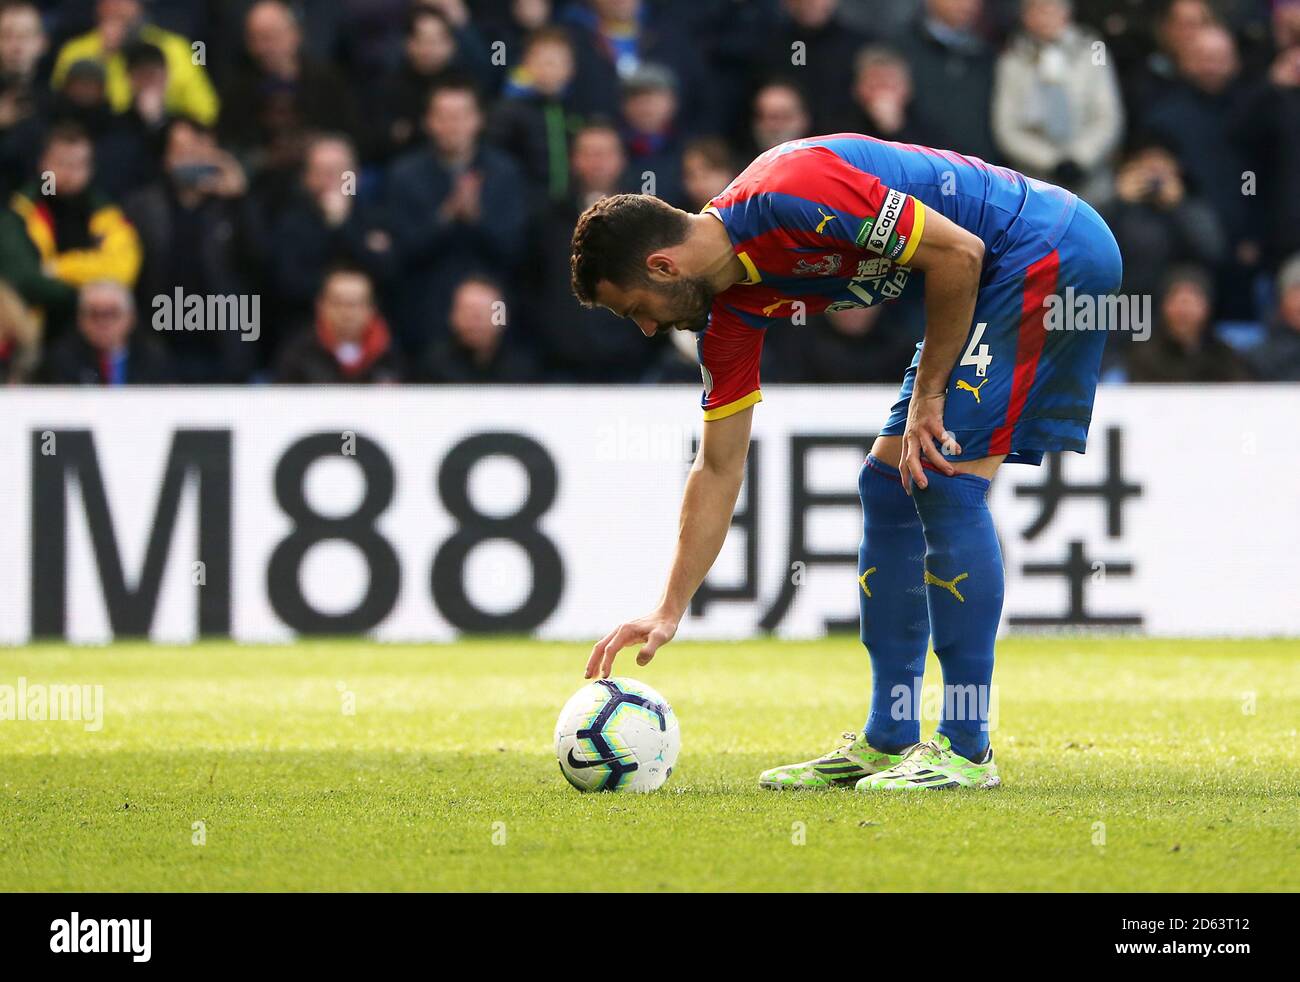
xmin=1 ymin=636 xmax=1297 ymax=892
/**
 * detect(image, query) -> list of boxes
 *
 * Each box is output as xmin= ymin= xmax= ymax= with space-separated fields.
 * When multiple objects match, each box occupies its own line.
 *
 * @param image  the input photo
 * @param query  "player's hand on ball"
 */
xmin=901 ymin=389 xmax=958 ymax=492
xmin=587 ymin=610 xmax=679 ymax=679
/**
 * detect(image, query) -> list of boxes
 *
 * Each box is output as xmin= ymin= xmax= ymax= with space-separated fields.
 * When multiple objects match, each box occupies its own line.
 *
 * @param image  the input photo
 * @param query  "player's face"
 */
xmin=596 ymin=276 xmax=713 ymax=336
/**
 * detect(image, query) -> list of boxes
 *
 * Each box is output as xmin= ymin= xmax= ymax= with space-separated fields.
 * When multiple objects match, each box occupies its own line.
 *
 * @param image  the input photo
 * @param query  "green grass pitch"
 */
xmin=2 ymin=636 xmax=1297 ymax=892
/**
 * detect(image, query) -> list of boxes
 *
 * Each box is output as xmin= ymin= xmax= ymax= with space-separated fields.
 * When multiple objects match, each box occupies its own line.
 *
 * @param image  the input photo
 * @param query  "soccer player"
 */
xmin=568 ymin=134 xmax=1122 ymax=791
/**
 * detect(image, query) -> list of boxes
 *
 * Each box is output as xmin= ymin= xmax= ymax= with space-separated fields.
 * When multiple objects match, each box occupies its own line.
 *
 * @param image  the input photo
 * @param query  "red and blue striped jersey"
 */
xmin=696 ymin=133 xmax=1078 ymax=419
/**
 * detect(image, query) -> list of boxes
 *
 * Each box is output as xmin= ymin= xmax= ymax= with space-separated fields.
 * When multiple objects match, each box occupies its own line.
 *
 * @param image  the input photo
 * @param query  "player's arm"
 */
xmin=898 ymin=207 xmax=986 ymax=490
xmin=585 ymin=406 xmax=753 ymax=679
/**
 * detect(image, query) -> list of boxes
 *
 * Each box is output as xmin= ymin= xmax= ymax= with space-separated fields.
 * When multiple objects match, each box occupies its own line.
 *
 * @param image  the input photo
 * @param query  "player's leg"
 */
xmin=756 ymin=450 xmax=924 ymax=789
xmin=857 ymin=452 xmax=930 ymax=753
xmin=855 ymin=444 xmax=1006 ymax=788
xmin=757 ymin=449 xmax=933 ymax=789
xmin=869 ymin=283 xmax=1025 ymax=772
xmin=865 ymin=257 xmax=1052 ymax=787
xmin=863 ymin=201 xmax=1122 ymax=790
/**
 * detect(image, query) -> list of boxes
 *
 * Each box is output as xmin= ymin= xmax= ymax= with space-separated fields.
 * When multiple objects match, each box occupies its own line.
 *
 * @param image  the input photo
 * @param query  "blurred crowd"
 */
xmin=1 ymin=0 xmax=1298 ymax=386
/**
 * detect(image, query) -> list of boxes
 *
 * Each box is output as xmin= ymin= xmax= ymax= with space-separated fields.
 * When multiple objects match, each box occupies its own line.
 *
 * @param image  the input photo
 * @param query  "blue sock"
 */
xmin=912 ymin=469 xmax=1004 ymax=762
xmin=858 ymin=456 xmax=929 ymax=753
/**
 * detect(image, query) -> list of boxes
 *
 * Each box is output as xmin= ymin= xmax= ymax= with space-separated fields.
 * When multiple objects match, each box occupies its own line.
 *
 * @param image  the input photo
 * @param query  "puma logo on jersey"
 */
xmin=858 ymin=566 xmax=878 ymax=598
xmin=956 ymin=378 xmax=988 ymax=403
xmin=815 ymin=207 xmax=838 ymax=234
xmin=762 ymin=298 xmax=795 ymax=316
xmin=925 ymin=569 xmax=969 ymax=602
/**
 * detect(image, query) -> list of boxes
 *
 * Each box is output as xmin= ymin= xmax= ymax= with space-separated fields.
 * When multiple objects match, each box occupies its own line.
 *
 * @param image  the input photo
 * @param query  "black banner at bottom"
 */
xmin=0 ymin=892 xmax=1276 ymax=968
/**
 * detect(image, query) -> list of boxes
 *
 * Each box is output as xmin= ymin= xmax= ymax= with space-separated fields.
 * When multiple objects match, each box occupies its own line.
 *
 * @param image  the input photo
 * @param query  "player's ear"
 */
xmin=645 ymin=252 xmax=677 ymax=280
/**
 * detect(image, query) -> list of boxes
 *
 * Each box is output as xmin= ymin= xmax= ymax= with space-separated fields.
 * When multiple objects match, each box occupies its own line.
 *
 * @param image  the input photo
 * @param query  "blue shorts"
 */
xmin=880 ymin=199 xmax=1123 ymax=465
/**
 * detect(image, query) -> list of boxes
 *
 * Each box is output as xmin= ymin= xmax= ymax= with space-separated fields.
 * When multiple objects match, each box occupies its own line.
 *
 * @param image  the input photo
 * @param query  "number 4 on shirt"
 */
xmin=961 ymin=322 xmax=993 ymax=377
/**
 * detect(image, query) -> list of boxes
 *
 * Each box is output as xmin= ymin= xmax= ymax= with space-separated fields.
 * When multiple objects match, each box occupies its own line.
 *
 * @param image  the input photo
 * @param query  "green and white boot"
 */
xmin=759 ymin=731 xmax=907 ymax=790
xmin=855 ymin=734 xmax=1000 ymax=790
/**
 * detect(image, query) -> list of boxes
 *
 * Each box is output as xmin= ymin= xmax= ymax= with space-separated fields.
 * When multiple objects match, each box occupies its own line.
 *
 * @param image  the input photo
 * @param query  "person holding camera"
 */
xmin=1099 ymin=137 xmax=1226 ymax=310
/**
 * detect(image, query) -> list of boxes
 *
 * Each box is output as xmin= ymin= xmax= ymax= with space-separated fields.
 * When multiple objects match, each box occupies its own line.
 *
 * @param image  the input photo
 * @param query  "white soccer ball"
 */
xmin=554 ymin=677 xmax=680 ymax=792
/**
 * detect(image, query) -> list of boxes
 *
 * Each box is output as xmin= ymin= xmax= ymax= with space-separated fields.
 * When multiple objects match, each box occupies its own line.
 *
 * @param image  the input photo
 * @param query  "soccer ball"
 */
xmin=554 ymin=677 xmax=680 ymax=792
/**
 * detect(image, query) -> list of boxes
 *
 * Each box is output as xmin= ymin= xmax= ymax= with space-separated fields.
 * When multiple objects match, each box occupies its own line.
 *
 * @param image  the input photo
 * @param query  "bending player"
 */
xmin=568 ymin=134 xmax=1121 ymax=790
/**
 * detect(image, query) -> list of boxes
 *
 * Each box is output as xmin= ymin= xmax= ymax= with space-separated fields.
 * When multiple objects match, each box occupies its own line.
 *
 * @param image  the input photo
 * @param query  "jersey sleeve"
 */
xmin=761 ymin=144 xmax=927 ymax=266
xmin=697 ymin=305 xmax=764 ymax=420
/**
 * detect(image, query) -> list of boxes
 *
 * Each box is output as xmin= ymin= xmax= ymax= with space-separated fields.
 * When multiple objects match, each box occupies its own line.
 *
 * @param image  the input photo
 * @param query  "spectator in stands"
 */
xmin=1099 ymin=138 xmax=1224 ymax=309
xmin=620 ymin=63 xmax=686 ymax=207
xmin=218 ymin=1 xmax=361 ymax=163
xmin=373 ymin=5 xmax=486 ymax=163
xmin=123 ymin=117 xmax=255 ymax=382
xmin=267 ymin=133 xmax=395 ymax=330
xmin=91 ymin=40 xmax=173 ymax=197
xmin=386 ymin=77 xmax=526 ymax=354
xmin=0 ymin=0 xmax=1293 ymax=391
xmin=38 ymin=279 xmax=172 ymax=384
xmin=992 ymin=0 xmax=1124 ymax=201
xmin=1141 ymin=23 xmax=1258 ymax=316
xmin=836 ymin=45 xmax=935 ymax=144
xmin=275 ymin=266 xmax=403 ymax=384
xmin=681 ymin=137 xmax=736 ymax=212
xmin=482 ymin=0 xmax=555 ymax=69
xmin=0 ymin=1 xmax=49 ymax=197
xmin=752 ymin=0 xmax=875 ymax=133
xmin=1247 ymin=254 xmax=1300 ymax=382
xmin=1127 ymin=266 xmax=1253 ymax=382
xmin=1129 ymin=0 xmax=1217 ymax=112
xmin=524 ymin=121 xmax=657 ymax=381
xmin=0 ymin=279 xmax=40 ymax=383
xmin=561 ymin=0 xmax=712 ymax=133
xmin=486 ymin=26 xmax=579 ymax=205
xmin=1233 ymin=11 xmax=1300 ymax=267
xmin=39 ymin=58 xmax=119 ymax=155
xmin=895 ymin=0 xmax=997 ymax=160
xmin=749 ymin=81 xmax=812 ymax=156
xmin=0 ymin=123 xmax=142 ymax=338
xmin=425 ymin=275 xmax=538 ymax=383
xmin=0 ymin=1 xmax=44 ymax=91
xmin=38 ymin=53 xmax=164 ymax=201
xmin=417 ymin=0 xmax=496 ymax=93
xmin=51 ymin=0 xmax=218 ymax=126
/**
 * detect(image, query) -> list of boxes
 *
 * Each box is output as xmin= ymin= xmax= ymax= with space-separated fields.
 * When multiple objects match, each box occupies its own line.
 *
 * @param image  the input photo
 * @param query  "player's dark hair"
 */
xmin=570 ymin=194 xmax=690 ymax=307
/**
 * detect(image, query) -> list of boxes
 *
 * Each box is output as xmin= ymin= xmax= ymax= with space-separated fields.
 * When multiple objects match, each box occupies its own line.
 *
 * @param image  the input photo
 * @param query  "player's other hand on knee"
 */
xmin=902 ymin=391 xmax=958 ymax=492
xmin=586 ymin=610 xmax=679 ymax=679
